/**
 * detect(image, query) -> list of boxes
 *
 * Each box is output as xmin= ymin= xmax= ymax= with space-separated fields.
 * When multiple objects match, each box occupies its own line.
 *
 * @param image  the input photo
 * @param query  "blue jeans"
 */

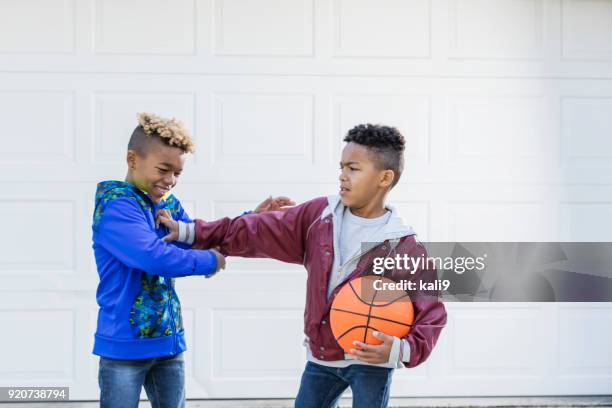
xmin=98 ymin=353 xmax=185 ymax=408
xmin=294 ymin=362 xmax=393 ymax=408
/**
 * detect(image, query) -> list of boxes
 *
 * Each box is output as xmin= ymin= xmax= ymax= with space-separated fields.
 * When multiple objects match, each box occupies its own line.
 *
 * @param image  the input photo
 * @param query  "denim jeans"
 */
xmin=98 ymin=352 xmax=185 ymax=408
xmin=294 ymin=361 xmax=394 ymax=408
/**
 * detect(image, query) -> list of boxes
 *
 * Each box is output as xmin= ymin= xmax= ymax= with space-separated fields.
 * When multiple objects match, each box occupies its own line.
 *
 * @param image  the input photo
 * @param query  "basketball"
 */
xmin=330 ymin=275 xmax=414 ymax=353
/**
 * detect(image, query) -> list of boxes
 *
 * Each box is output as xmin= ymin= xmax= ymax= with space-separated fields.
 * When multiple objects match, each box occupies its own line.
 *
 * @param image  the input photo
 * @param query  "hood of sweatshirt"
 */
xmin=93 ymin=180 xmax=176 ymax=231
xmin=322 ymin=194 xmax=416 ymax=243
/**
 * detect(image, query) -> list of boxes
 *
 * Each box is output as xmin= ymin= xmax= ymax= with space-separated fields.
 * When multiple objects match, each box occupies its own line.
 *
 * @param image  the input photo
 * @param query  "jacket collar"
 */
xmin=323 ymin=195 xmax=416 ymax=242
xmin=95 ymin=180 xmax=173 ymax=208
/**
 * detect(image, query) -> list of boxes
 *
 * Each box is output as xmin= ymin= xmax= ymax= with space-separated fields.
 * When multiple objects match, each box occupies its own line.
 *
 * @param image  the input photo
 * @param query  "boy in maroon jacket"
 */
xmin=159 ymin=124 xmax=446 ymax=408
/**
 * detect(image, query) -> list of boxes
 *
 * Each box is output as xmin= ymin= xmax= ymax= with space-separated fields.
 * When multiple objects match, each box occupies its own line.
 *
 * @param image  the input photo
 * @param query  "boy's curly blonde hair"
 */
xmin=136 ymin=112 xmax=195 ymax=153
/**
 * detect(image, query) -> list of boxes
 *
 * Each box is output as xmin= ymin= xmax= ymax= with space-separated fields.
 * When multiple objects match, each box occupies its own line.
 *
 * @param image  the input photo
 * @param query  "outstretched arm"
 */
xmin=158 ymin=197 xmax=328 ymax=265
xmin=96 ymin=198 xmax=224 ymax=278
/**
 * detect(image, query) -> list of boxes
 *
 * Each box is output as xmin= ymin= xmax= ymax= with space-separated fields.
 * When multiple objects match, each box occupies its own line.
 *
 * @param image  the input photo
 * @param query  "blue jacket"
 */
xmin=91 ymin=180 xmax=217 ymax=360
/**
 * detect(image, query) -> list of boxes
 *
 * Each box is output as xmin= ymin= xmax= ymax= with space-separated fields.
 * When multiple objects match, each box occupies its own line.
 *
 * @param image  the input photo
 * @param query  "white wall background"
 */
xmin=0 ymin=0 xmax=611 ymax=400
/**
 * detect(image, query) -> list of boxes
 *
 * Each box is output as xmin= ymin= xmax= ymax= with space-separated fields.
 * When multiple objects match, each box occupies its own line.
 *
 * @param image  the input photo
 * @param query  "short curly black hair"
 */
xmin=343 ymin=124 xmax=405 ymax=188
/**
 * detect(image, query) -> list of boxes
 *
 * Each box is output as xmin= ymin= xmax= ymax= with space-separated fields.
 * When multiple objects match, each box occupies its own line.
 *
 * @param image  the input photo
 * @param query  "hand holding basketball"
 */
xmin=350 ymin=331 xmax=394 ymax=364
xmin=330 ymin=275 xmax=414 ymax=355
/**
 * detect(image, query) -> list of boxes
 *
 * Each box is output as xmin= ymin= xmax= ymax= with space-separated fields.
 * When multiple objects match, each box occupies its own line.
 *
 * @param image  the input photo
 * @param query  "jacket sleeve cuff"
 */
xmin=388 ymin=336 xmax=401 ymax=365
xmin=401 ymin=339 xmax=411 ymax=363
xmin=178 ymin=221 xmax=196 ymax=245
xmin=186 ymin=222 xmax=195 ymax=245
xmin=195 ymin=249 xmax=218 ymax=276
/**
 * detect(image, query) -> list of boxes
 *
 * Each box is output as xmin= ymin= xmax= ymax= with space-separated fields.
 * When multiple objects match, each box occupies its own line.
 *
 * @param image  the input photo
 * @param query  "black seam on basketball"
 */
xmin=347 ymin=282 xmax=411 ymax=307
xmin=362 ymin=287 xmax=378 ymax=343
xmin=331 ymin=307 xmax=414 ymax=328
xmin=336 ymin=324 xmax=383 ymax=341
xmin=372 ymin=293 xmax=412 ymax=307
xmin=348 ymin=280 xmax=368 ymax=304
xmin=387 ymin=293 xmax=412 ymax=305
xmin=336 ymin=325 xmax=370 ymax=340
xmin=368 ymin=315 xmax=413 ymax=328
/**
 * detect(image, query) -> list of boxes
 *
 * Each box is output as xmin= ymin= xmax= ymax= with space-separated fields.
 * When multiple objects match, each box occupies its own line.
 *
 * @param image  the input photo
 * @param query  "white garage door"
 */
xmin=1 ymin=0 xmax=611 ymax=400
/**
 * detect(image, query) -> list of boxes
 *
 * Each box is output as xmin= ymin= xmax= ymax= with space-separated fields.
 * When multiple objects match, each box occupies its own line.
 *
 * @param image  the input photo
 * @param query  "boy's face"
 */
xmin=339 ymin=142 xmax=392 ymax=208
xmin=127 ymin=141 xmax=185 ymax=203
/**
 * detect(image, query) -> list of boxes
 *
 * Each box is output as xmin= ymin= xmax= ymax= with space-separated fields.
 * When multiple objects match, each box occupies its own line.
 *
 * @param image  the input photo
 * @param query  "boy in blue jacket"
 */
xmin=92 ymin=113 xmax=292 ymax=408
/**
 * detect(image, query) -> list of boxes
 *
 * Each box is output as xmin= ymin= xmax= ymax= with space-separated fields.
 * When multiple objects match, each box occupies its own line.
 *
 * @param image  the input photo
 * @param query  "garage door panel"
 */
xmin=1 ymin=0 xmax=611 ymax=399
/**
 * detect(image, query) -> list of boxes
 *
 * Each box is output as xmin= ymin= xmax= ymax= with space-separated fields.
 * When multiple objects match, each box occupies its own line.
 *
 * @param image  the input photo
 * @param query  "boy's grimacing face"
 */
xmin=339 ymin=142 xmax=392 ymax=208
xmin=127 ymin=142 xmax=185 ymax=203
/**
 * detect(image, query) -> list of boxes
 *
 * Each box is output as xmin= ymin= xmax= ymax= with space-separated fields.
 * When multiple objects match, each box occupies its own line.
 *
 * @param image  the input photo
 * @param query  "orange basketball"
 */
xmin=330 ymin=275 xmax=414 ymax=353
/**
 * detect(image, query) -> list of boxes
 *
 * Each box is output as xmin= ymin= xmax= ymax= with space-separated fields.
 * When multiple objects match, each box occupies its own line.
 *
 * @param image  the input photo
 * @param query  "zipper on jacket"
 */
xmin=151 ymin=203 xmax=178 ymax=355
xmin=332 ymin=243 xmax=381 ymax=293
xmin=168 ymin=285 xmax=177 ymax=355
xmin=329 ymin=239 xmax=402 ymax=303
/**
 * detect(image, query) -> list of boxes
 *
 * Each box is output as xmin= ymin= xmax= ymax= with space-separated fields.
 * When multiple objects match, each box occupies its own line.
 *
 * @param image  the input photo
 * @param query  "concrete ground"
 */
xmin=1 ymin=396 xmax=611 ymax=407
